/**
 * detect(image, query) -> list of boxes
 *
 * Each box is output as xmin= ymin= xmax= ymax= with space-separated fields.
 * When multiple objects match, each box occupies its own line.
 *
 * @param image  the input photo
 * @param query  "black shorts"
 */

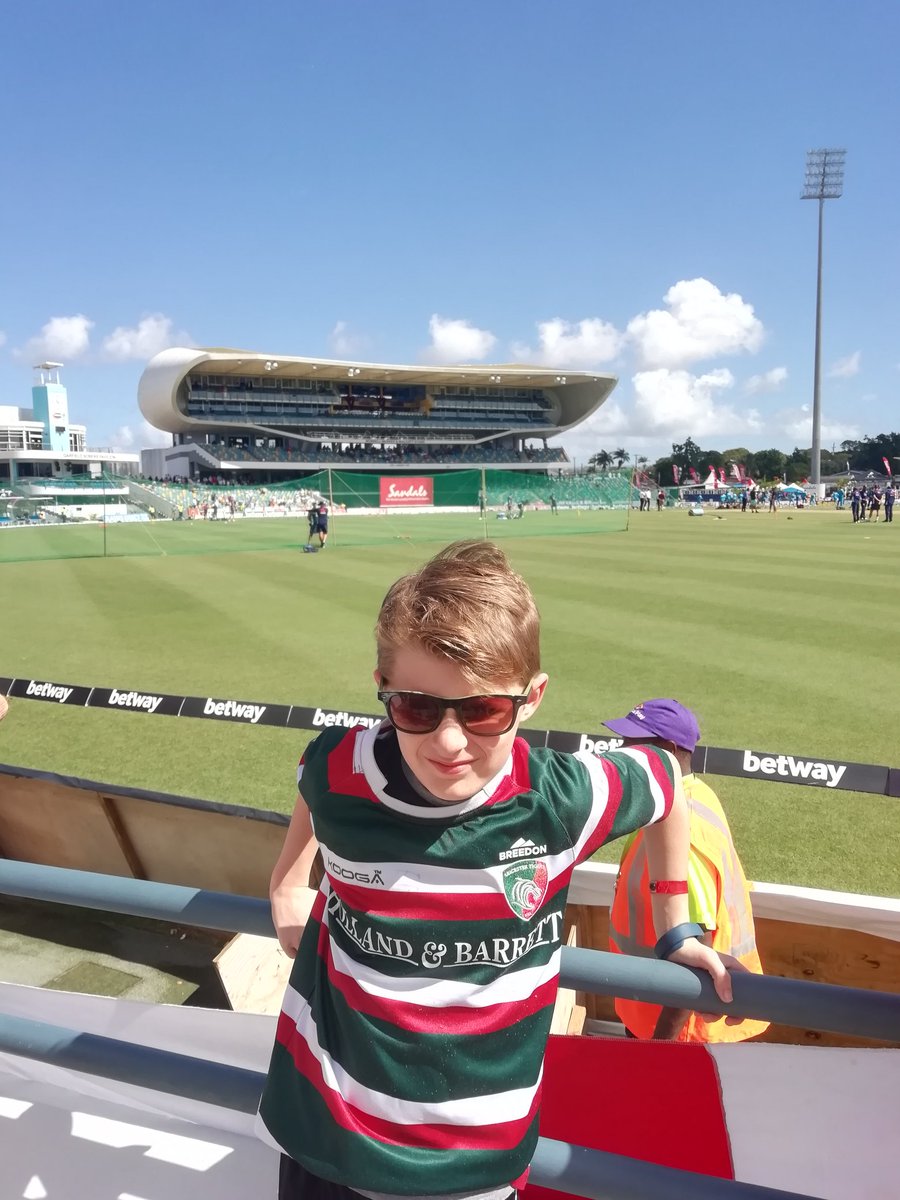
xmin=278 ymin=1156 xmax=515 ymax=1200
xmin=316 ymin=520 xmax=328 ymax=533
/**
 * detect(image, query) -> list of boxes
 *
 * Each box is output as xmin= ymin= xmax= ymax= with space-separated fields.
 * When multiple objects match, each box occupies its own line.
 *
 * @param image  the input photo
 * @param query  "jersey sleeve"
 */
xmin=295 ymin=731 xmax=329 ymax=791
xmin=539 ymin=744 xmax=680 ymax=866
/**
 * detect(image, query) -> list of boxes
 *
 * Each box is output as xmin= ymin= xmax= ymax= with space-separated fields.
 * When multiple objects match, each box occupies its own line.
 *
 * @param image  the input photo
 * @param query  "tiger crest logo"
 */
xmin=502 ymin=860 xmax=549 ymax=920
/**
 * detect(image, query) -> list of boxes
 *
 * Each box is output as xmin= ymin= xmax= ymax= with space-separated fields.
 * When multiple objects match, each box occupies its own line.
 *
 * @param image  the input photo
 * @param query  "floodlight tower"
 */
xmin=801 ymin=148 xmax=846 ymax=491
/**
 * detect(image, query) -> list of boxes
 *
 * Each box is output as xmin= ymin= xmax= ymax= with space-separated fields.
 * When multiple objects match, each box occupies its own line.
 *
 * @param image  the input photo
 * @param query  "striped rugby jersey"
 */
xmin=258 ymin=722 xmax=678 ymax=1195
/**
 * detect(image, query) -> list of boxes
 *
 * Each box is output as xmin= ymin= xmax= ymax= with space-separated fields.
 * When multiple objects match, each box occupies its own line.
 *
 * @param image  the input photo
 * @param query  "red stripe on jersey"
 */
xmin=320 ymin=938 xmax=561 ymax=1035
xmin=482 ymin=736 xmax=533 ymax=807
xmin=577 ymin=756 xmax=625 ymax=862
xmin=275 ymin=1012 xmax=541 ymax=1152
xmin=326 ymin=729 xmax=380 ymax=800
xmin=326 ymin=862 xmax=570 ymax=922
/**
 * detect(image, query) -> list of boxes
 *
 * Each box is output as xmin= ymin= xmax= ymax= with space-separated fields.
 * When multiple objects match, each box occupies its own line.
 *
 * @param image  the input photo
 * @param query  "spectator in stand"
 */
xmin=605 ymin=699 xmax=767 ymax=1043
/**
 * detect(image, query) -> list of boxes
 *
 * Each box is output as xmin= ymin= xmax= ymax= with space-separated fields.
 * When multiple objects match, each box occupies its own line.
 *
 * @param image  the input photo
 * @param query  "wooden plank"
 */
xmin=214 ymin=932 xmax=292 ymax=1015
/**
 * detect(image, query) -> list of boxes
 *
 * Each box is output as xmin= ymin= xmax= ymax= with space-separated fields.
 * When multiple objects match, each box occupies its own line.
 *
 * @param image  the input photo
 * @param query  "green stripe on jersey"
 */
xmin=301 ymin=971 xmax=551 ymax=1102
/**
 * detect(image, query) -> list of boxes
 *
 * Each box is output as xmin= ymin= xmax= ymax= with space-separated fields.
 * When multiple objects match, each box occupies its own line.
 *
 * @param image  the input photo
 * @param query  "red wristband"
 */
xmin=649 ymin=879 xmax=688 ymax=895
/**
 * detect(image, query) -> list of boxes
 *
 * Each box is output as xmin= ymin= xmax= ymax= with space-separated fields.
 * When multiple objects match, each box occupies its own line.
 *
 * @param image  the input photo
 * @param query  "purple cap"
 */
xmin=603 ymin=699 xmax=701 ymax=752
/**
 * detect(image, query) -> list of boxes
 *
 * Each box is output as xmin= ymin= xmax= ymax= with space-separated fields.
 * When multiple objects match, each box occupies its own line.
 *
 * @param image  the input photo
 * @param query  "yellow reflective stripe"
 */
xmin=687 ymin=850 xmax=718 ymax=930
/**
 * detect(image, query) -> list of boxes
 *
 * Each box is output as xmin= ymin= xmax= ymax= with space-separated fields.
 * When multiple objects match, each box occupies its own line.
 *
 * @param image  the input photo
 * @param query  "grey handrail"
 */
xmin=1 ymin=859 xmax=899 ymax=1042
xmin=0 ymin=1011 xmax=822 ymax=1200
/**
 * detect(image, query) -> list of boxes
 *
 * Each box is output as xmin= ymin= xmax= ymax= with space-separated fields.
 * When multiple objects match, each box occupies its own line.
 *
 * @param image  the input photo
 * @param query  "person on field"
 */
xmin=260 ymin=541 xmax=738 ymax=1200
xmin=605 ymin=698 xmax=767 ymax=1044
xmin=850 ymin=486 xmax=861 ymax=523
xmin=305 ymin=501 xmax=318 ymax=548
xmin=657 ymin=489 xmax=666 ymax=511
xmin=884 ymin=483 xmax=895 ymax=523
xmin=313 ymin=499 xmax=329 ymax=547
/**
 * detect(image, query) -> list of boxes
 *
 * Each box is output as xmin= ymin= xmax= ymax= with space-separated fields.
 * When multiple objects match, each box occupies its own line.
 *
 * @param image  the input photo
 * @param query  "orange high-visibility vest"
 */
xmin=609 ymin=776 xmax=769 ymax=1042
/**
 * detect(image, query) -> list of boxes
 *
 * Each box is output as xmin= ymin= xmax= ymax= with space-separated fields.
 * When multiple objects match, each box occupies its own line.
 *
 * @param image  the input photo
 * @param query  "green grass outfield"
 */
xmin=2 ymin=505 xmax=898 ymax=896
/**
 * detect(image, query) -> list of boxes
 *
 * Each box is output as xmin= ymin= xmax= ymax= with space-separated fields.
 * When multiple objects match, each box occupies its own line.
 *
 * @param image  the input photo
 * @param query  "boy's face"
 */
xmin=376 ymin=643 xmax=547 ymax=803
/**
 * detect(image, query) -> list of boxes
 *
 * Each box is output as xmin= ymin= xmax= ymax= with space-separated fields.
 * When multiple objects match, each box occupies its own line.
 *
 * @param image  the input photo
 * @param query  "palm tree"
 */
xmin=613 ymin=448 xmax=630 ymax=468
xmin=588 ymin=449 xmax=613 ymax=471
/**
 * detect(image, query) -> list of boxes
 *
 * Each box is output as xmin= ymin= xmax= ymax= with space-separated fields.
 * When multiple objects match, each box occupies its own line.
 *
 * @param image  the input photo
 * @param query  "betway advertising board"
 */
xmin=379 ymin=476 xmax=434 ymax=506
xmin=3 ymin=675 xmax=898 ymax=798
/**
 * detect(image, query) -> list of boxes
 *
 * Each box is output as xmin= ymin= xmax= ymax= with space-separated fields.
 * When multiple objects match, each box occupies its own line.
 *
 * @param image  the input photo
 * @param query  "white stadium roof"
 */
xmin=138 ymin=347 xmax=616 ymax=437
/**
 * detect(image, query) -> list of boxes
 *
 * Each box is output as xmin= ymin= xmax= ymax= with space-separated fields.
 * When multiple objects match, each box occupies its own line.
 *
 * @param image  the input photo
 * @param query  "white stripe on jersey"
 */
xmin=280 ymin=983 xmax=543 ymax=1126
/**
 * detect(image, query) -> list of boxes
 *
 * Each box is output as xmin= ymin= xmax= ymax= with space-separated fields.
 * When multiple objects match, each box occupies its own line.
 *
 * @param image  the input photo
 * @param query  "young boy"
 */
xmin=259 ymin=540 xmax=735 ymax=1199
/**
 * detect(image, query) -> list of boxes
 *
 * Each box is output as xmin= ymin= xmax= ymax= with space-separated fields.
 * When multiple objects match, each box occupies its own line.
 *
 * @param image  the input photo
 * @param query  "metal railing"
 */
xmin=3 ymin=859 xmax=898 ymax=1199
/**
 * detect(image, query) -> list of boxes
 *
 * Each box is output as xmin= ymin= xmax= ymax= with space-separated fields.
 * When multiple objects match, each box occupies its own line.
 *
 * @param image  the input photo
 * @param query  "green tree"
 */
xmin=671 ymin=437 xmax=703 ymax=470
xmin=613 ymin=447 xmax=630 ymax=467
xmin=588 ymin=449 xmax=613 ymax=471
xmin=753 ymin=448 xmax=787 ymax=482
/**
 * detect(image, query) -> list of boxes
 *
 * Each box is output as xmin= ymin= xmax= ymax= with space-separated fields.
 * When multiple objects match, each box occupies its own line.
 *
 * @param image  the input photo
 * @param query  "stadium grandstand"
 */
xmin=137 ymin=347 xmax=616 ymax=482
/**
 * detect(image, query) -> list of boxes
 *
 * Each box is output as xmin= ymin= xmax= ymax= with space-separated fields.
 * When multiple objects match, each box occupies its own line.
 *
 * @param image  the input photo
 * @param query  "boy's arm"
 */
xmin=640 ymin=774 xmax=734 ymax=1004
xmin=270 ymin=791 xmax=320 ymax=958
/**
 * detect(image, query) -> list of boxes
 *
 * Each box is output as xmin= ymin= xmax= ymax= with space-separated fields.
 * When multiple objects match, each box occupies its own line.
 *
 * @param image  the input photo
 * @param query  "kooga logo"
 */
xmin=742 ymin=750 xmax=846 ymax=788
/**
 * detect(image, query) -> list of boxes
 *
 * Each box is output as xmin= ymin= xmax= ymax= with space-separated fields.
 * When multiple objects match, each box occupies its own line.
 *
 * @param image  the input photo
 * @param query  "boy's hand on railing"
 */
xmin=667 ymin=940 xmax=748 ymax=1005
xmin=270 ymin=884 xmax=317 ymax=958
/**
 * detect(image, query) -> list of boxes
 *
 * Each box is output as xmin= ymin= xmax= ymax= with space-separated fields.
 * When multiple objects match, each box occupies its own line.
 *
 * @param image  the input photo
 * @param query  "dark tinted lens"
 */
xmin=458 ymin=695 xmax=516 ymax=734
xmin=387 ymin=692 xmax=442 ymax=732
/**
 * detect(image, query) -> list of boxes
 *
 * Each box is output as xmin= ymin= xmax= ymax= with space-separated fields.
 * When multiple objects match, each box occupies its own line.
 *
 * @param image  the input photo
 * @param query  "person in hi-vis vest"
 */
xmin=606 ymin=699 xmax=769 ymax=1042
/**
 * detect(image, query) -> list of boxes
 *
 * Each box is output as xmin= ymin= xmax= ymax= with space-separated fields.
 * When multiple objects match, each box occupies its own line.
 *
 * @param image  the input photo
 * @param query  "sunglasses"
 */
xmin=377 ymin=689 xmax=531 ymax=735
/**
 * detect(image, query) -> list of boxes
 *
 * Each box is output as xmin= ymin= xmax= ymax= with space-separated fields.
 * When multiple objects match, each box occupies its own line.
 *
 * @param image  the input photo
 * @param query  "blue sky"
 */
xmin=2 ymin=1 xmax=897 ymax=462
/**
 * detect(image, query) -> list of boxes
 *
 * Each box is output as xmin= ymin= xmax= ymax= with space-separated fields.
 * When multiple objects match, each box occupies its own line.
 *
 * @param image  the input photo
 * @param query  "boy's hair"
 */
xmin=376 ymin=540 xmax=540 ymax=688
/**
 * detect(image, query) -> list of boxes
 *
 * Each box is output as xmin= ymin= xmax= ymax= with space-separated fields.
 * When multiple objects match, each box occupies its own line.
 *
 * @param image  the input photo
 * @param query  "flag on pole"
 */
xmin=718 ymin=468 xmax=727 ymax=483
xmin=672 ymin=465 xmax=681 ymax=484
xmin=689 ymin=467 xmax=699 ymax=482
xmin=883 ymin=456 xmax=892 ymax=477
xmin=730 ymin=463 xmax=741 ymax=480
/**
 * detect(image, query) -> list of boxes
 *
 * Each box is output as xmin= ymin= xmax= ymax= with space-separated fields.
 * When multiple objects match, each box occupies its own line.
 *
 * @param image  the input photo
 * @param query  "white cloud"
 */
xmin=102 ymin=314 xmax=192 ymax=362
xmin=328 ymin=321 xmax=370 ymax=358
xmin=745 ymin=366 xmax=788 ymax=395
xmin=626 ymin=278 xmax=765 ymax=369
xmin=828 ymin=351 xmax=860 ymax=378
xmin=510 ymin=317 xmax=623 ymax=368
xmin=18 ymin=314 xmax=94 ymax=362
xmin=110 ymin=419 xmax=172 ymax=451
xmin=550 ymin=401 xmax=633 ymax=461
xmin=630 ymin=367 xmax=762 ymax=437
xmin=423 ymin=315 xmax=497 ymax=364
xmin=776 ymin=405 xmax=861 ymax=446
